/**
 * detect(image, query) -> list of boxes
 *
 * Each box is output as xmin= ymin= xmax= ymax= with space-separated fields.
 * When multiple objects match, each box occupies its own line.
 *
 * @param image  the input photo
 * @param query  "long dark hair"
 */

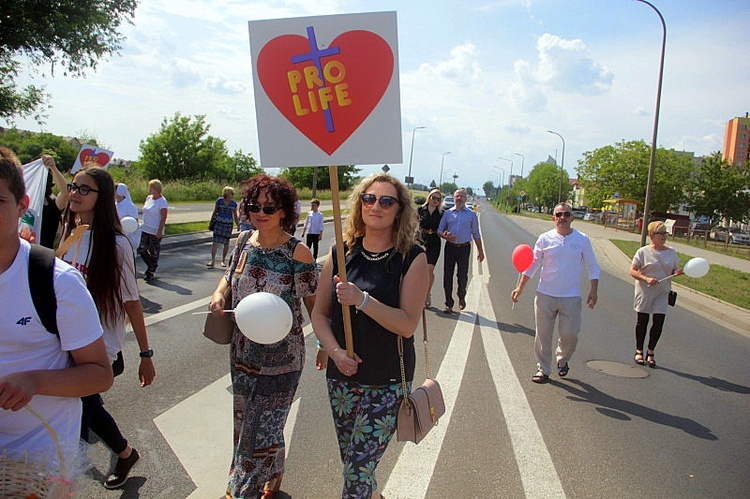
xmin=62 ymin=167 xmax=125 ymax=327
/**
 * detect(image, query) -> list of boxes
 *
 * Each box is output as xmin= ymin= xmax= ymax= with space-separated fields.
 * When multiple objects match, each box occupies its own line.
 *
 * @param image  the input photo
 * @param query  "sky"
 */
xmin=7 ymin=0 xmax=750 ymax=192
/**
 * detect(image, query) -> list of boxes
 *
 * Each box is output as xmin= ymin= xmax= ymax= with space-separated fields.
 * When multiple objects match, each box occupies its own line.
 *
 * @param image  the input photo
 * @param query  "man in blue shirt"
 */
xmin=438 ymin=189 xmax=484 ymax=313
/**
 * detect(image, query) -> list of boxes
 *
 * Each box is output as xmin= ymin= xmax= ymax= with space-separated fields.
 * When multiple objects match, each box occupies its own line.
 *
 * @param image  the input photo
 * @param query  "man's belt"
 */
xmin=420 ymin=228 xmax=436 ymax=234
xmin=446 ymin=241 xmax=471 ymax=247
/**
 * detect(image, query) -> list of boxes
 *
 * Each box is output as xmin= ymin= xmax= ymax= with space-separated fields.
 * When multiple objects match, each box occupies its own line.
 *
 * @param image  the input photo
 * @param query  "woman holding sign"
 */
xmin=629 ymin=221 xmax=683 ymax=368
xmin=312 ymin=174 xmax=428 ymax=498
xmin=208 ymin=174 xmax=317 ymax=499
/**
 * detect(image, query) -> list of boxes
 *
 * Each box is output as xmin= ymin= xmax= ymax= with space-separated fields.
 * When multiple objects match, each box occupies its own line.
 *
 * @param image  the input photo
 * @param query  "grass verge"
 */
xmin=610 ymin=239 xmax=750 ymax=311
xmin=164 ymin=209 xmax=340 ymax=236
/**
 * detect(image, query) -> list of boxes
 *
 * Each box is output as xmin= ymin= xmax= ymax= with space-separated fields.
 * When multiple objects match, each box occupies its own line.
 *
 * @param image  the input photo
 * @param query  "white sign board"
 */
xmin=249 ymin=11 xmax=402 ymax=167
xmin=70 ymin=144 xmax=114 ymax=174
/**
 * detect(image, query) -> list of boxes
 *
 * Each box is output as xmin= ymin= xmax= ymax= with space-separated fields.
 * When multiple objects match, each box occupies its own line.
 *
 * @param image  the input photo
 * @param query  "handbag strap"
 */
xmin=398 ymin=309 xmax=430 ymax=400
xmin=226 ymin=230 xmax=252 ymax=291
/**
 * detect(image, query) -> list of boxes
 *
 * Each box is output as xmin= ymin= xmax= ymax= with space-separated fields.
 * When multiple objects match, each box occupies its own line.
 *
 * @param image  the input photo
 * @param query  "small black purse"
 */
xmin=668 ymin=290 xmax=677 ymax=307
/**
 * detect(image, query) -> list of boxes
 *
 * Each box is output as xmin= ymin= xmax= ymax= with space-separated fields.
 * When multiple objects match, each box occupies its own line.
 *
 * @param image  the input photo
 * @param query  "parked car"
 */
xmin=712 ymin=227 xmax=750 ymax=245
xmin=572 ymin=210 xmax=586 ymax=219
xmin=582 ymin=212 xmax=597 ymax=221
xmin=466 ymin=201 xmax=476 ymax=211
xmin=443 ymin=196 xmax=455 ymax=209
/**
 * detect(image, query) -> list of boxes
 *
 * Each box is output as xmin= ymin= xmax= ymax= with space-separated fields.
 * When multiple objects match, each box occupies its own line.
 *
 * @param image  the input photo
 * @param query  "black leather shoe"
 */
xmin=459 ymin=298 xmax=466 ymax=310
xmin=104 ymin=448 xmax=140 ymax=489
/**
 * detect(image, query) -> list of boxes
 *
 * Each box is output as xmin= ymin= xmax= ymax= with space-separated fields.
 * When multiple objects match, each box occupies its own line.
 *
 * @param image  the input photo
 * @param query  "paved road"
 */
xmin=75 ymin=204 xmax=750 ymax=498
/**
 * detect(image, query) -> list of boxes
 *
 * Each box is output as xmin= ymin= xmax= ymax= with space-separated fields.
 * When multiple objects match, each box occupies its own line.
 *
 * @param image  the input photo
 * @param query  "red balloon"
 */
xmin=512 ymin=244 xmax=534 ymax=273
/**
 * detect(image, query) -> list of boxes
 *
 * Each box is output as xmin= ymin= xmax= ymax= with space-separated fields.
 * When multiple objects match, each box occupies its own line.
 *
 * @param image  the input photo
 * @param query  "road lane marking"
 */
xmin=382 ymin=266 xmax=480 ymax=498
xmin=479 ymin=290 xmax=566 ymax=498
xmin=155 ymin=325 xmax=313 ymax=497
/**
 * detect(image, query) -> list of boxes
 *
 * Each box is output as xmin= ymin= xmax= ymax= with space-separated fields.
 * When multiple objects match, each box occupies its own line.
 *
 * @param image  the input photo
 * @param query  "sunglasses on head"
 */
xmin=360 ymin=193 xmax=400 ymax=209
xmin=246 ymin=204 xmax=280 ymax=215
xmin=555 ymin=211 xmax=572 ymax=218
xmin=67 ymin=183 xmax=99 ymax=196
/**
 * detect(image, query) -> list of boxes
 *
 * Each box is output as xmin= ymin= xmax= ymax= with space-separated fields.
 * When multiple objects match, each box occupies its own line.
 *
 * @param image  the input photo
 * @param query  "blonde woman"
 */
xmin=629 ymin=221 xmax=683 ymax=368
xmin=137 ymin=179 xmax=167 ymax=281
xmin=312 ymin=174 xmax=429 ymax=498
xmin=418 ymin=188 xmax=444 ymax=307
xmin=208 ymin=186 xmax=239 ymax=267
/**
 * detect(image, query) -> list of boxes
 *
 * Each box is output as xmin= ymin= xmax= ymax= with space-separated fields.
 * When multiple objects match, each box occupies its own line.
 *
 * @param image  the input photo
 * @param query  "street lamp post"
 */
xmin=514 ymin=152 xmax=525 ymax=178
xmin=635 ymin=0 xmax=666 ymax=247
xmin=547 ymin=130 xmax=566 ymax=204
xmin=407 ymin=126 xmax=426 ymax=188
xmin=492 ymin=166 xmax=504 ymax=205
xmin=438 ymin=151 xmax=451 ymax=191
xmin=498 ymin=156 xmax=513 ymax=211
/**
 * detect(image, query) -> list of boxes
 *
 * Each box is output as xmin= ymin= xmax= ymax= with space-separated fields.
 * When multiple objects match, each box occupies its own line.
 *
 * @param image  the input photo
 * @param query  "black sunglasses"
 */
xmin=360 ymin=193 xmax=400 ymax=209
xmin=430 ymin=196 xmax=442 ymax=202
xmin=555 ymin=211 xmax=572 ymax=218
xmin=67 ymin=183 xmax=99 ymax=196
xmin=246 ymin=204 xmax=280 ymax=215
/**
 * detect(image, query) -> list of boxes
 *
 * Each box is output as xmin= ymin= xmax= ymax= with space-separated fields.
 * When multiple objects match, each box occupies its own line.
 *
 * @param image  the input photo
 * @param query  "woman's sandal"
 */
xmin=634 ymin=350 xmax=645 ymax=365
xmin=532 ymin=370 xmax=549 ymax=383
xmin=557 ymin=362 xmax=570 ymax=377
xmin=646 ymin=353 xmax=656 ymax=369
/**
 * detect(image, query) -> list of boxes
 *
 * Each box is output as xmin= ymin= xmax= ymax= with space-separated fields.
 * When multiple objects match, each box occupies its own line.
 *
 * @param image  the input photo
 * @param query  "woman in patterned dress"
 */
xmin=311 ymin=174 xmax=429 ymax=498
xmin=208 ymin=175 xmax=317 ymax=498
xmin=208 ymin=186 xmax=239 ymax=268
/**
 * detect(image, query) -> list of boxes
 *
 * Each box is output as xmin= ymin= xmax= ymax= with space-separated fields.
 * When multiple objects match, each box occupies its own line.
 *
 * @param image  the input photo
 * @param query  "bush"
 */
xmin=413 ymin=195 xmax=426 ymax=205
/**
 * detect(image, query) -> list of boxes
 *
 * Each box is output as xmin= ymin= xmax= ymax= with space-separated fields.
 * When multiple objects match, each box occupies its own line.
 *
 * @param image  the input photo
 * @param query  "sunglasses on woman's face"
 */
xmin=360 ymin=193 xmax=400 ymax=209
xmin=67 ymin=183 xmax=99 ymax=196
xmin=246 ymin=204 xmax=280 ymax=215
xmin=431 ymin=196 xmax=441 ymax=202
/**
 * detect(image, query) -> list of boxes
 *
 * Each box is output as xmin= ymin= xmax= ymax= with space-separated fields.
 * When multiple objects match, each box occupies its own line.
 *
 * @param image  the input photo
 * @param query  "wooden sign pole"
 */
xmin=328 ymin=165 xmax=355 ymax=358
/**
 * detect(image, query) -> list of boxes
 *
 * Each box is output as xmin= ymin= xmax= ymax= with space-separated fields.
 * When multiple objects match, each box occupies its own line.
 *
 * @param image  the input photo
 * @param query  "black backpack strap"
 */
xmin=28 ymin=244 xmax=59 ymax=336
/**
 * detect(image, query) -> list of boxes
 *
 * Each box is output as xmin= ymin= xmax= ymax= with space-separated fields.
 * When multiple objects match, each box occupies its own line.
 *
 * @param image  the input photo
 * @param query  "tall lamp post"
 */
xmin=498 ymin=156 xmax=513 ymax=211
xmin=438 ymin=151 xmax=451 ymax=191
xmin=547 ymin=130 xmax=566 ymax=204
xmin=514 ymin=152 xmax=525 ymax=178
xmin=492 ymin=166 xmax=504 ymax=205
xmin=635 ymin=0 xmax=666 ymax=247
xmin=406 ymin=126 xmax=426 ymax=188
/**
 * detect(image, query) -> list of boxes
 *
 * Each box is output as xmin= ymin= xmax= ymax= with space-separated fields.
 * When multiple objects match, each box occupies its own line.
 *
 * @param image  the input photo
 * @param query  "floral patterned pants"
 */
xmin=327 ymin=379 xmax=408 ymax=499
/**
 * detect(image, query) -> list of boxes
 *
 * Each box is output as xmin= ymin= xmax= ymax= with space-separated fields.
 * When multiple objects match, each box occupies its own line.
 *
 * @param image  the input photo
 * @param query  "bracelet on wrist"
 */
xmin=317 ymin=340 xmax=326 ymax=352
xmin=355 ymin=291 xmax=370 ymax=311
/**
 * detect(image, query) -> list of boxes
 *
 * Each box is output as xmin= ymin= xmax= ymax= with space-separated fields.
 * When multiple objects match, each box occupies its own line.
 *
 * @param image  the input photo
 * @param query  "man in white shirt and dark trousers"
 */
xmin=511 ymin=202 xmax=600 ymax=383
xmin=301 ymin=198 xmax=324 ymax=260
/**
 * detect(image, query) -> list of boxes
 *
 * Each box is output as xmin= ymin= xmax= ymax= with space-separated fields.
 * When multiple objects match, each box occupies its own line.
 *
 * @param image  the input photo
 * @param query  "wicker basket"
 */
xmin=0 ymin=406 xmax=75 ymax=498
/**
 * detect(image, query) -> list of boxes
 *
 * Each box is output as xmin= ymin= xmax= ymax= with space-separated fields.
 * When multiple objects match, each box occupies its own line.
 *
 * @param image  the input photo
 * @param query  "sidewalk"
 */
xmin=505 ymin=214 xmax=750 ymax=339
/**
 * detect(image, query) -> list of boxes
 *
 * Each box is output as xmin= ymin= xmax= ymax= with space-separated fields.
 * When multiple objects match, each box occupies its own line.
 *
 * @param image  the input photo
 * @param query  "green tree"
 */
xmin=482 ymin=180 xmax=497 ymax=198
xmin=280 ymin=165 xmax=360 ymax=191
xmin=0 ymin=0 xmax=138 ymax=122
xmin=224 ymin=149 xmax=262 ymax=181
xmin=526 ymin=162 xmax=567 ymax=211
xmin=687 ymin=152 xmax=750 ymax=225
xmin=0 ymin=128 xmax=78 ymax=168
xmin=576 ymin=140 xmax=692 ymax=211
xmin=138 ymin=113 xmax=231 ymax=181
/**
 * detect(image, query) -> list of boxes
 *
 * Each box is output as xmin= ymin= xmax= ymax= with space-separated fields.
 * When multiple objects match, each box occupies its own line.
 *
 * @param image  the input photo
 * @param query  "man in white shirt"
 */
xmin=511 ymin=203 xmax=600 ymax=383
xmin=0 ymin=151 xmax=112 ymax=464
xmin=301 ymin=198 xmax=324 ymax=260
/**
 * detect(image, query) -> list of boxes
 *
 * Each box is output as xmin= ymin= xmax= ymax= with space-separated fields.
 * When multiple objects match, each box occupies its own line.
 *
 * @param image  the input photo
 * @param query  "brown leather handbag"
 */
xmin=397 ymin=309 xmax=445 ymax=443
xmin=202 ymin=231 xmax=251 ymax=344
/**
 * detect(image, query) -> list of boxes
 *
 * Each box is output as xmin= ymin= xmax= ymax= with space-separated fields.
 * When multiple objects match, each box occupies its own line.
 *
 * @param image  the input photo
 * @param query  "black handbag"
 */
xmin=668 ymin=290 xmax=677 ymax=307
xmin=208 ymin=213 xmax=216 ymax=231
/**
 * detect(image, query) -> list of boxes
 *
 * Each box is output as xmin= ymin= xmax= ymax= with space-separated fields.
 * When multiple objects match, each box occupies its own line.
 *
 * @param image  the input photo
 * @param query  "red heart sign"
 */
xmin=257 ymin=29 xmax=394 ymax=155
xmin=79 ymin=148 xmax=111 ymax=167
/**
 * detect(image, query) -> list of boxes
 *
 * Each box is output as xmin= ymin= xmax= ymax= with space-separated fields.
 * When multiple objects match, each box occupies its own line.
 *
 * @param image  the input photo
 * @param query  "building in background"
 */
xmin=723 ymin=114 xmax=750 ymax=168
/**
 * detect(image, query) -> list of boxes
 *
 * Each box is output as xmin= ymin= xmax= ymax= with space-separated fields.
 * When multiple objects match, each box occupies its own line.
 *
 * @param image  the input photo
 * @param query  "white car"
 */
xmin=443 ymin=196 xmax=455 ymax=209
xmin=713 ymin=227 xmax=750 ymax=245
xmin=582 ymin=213 xmax=596 ymax=221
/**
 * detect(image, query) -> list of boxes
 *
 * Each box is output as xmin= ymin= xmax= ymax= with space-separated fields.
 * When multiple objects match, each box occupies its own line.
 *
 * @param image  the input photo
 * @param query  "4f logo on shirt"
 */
xmin=17 ymin=316 xmax=33 ymax=326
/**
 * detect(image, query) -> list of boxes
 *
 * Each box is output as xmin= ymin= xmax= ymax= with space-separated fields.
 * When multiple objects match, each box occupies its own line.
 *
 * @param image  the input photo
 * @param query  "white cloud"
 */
xmin=417 ymin=42 xmax=482 ymax=83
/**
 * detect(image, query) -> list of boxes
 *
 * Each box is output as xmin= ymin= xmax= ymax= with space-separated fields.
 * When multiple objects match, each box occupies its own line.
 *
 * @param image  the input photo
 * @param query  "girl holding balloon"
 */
xmin=629 ymin=221 xmax=683 ymax=368
xmin=208 ymin=174 xmax=317 ymax=499
xmin=59 ymin=166 xmax=155 ymax=489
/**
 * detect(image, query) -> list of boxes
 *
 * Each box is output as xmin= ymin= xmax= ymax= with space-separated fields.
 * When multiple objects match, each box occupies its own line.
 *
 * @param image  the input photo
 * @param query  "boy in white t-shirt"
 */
xmin=0 ymin=151 xmax=112 ymax=466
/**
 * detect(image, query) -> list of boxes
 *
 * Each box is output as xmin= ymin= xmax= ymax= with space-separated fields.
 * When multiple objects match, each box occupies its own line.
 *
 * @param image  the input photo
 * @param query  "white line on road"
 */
xmin=382 ymin=262 xmax=480 ymax=498
xmin=479 ymin=290 xmax=566 ymax=498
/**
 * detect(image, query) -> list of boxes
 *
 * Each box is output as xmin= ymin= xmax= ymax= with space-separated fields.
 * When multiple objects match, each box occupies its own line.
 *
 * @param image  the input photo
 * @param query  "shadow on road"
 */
xmin=554 ymin=378 xmax=718 ymax=441
xmin=657 ymin=366 xmax=750 ymax=394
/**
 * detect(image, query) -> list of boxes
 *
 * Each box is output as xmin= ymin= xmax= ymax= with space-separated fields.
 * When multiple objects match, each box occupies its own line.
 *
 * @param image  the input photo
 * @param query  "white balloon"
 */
xmin=683 ymin=257 xmax=710 ymax=278
xmin=120 ymin=216 xmax=138 ymax=234
xmin=234 ymin=292 xmax=292 ymax=344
